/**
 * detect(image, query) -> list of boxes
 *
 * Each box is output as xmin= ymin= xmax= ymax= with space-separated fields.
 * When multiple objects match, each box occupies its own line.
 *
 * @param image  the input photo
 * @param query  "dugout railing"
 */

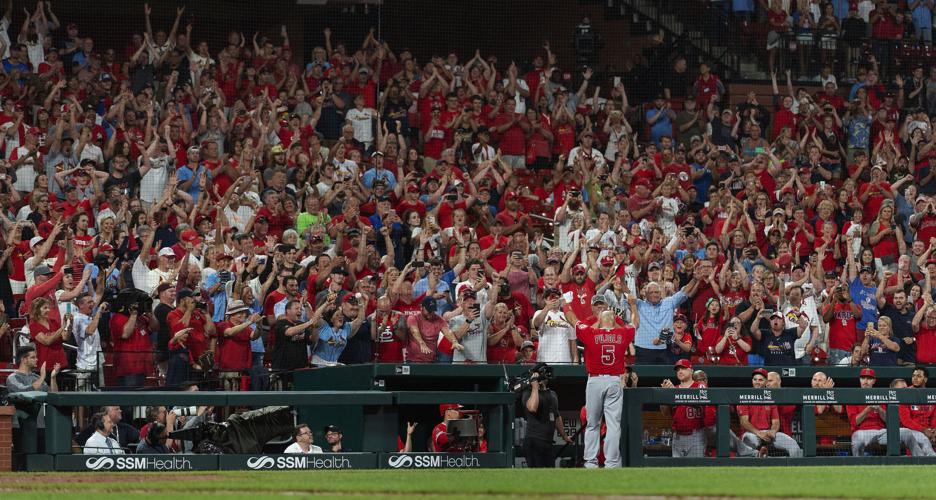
xmin=625 ymin=387 xmax=936 ymax=466
xmin=8 ymin=390 xmax=515 ymax=471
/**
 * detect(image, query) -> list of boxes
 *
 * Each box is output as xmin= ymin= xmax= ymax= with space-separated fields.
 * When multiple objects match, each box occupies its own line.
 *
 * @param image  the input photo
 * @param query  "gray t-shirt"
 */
xmin=451 ymin=296 xmax=490 ymax=363
xmin=5 ymin=371 xmax=46 ymax=393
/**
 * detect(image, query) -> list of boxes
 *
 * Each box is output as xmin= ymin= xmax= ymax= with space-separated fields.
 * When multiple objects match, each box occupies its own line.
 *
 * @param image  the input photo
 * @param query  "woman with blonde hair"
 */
xmin=860 ymin=317 xmax=900 ymax=366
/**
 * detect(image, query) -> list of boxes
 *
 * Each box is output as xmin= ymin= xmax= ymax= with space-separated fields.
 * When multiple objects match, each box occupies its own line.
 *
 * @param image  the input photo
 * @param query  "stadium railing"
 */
xmin=8 ymin=390 xmax=515 ymax=471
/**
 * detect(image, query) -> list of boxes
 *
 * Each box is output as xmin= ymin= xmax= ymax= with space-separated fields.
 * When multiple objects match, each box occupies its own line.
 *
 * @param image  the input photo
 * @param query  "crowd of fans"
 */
xmin=0 ymin=0 xmax=934 ymax=395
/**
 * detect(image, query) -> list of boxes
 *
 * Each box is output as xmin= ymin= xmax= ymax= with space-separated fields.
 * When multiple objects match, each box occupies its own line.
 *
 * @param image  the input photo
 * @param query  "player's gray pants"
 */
xmin=704 ymin=426 xmax=757 ymax=457
xmin=904 ymin=428 xmax=936 ymax=456
xmin=850 ymin=428 xmax=918 ymax=456
xmin=584 ymin=374 xmax=622 ymax=468
xmin=741 ymin=431 xmax=803 ymax=457
xmin=672 ymin=429 xmax=707 ymax=457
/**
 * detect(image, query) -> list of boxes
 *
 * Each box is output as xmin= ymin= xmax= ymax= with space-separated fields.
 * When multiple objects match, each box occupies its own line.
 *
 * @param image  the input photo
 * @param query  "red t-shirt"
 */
xmin=736 ymin=404 xmax=779 ymax=431
xmin=493 ymin=113 xmax=527 ymax=156
xmin=561 ymin=279 xmax=597 ymax=323
xmin=575 ymin=324 xmax=631 ymax=375
xmin=110 ymin=313 xmax=149 ymax=377
xmin=846 ymin=404 xmax=886 ymax=431
xmin=167 ymin=308 xmax=211 ymax=363
xmin=373 ymin=310 xmax=405 ymax=363
xmin=29 ymin=319 xmax=67 ymax=369
xmin=826 ymin=302 xmax=859 ymax=352
xmin=216 ymin=320 xmax=253 ymax=371
xmin=917 ymin=324 xmax=936 ymax=364
xmin=405 ymin=313 xmax=446 ymax=363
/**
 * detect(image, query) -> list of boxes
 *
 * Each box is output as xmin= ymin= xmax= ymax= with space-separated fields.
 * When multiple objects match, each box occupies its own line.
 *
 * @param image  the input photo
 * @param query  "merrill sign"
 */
xmin=738 ymin=390 xmax=773 ymax=404
xmin=802 ymin=390 xmax=837 ymax=404
xmin=673 ymin=389 xmax=709 ymax=404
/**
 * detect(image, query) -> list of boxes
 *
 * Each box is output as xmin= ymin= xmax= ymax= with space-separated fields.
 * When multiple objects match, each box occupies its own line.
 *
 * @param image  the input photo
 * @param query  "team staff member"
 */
xmin=521 ymin=369 xmax=574 ymax=467
xmin=661 ymin=359 xmax=706 ymax=457
xmin=577 ymin=310 xmax=632 ymax=469
xmin=737 ymin=368 xmax=803 ymax=457
xmin=845 ymin=368 xmax=917 ymax=456
xmin=433 ymin=404 xmax=468 ymax=452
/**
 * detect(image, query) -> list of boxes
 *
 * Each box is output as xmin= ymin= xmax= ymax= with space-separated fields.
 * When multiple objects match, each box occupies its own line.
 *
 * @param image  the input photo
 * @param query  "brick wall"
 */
xmin=0 ymin=406 xmax=13 ymax=472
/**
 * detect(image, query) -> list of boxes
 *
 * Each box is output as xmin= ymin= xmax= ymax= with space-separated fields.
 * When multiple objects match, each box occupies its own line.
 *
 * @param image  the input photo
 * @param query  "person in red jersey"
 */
xmin=577 ymin=310 xmax=630 ymax=468
xmin=661 ymin=359 xmax=706 ymax=457
xmin=891 ymin=376 xmax=936 ymax=456
xmin=738 ymin=368 xmax=802 ymax=457
xmin=846 ymin=368 xmax=915 ymax=456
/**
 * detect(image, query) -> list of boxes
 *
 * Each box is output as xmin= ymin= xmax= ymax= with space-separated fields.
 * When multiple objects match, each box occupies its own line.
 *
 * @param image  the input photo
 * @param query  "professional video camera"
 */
xmin=509 ymin=362 xmax=553 ymax=394
xmin=446 ymin=409 xmax=482 ymax=452
xmin=103 ymin=288 xmax=153 ymax=315
xmin=169 ymin=405 xmax=295 ymax=454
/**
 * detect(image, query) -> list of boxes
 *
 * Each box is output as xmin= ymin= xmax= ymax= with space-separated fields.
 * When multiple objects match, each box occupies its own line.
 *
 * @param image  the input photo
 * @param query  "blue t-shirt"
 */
xmin=691 ymin=162 xmax=713 ymax=203
xmin=313 ymin=322 xmax=352 ymax=363
xmin=867 ymin=335 xmax=899 ymax=366
xmin=647 ymin=108 xmax=673 ymax=146
xmin=849 ymin=277 xmax=878 ymax=331
xmin=176 ymin=163 xmax=210 ymax=204
xmin=248 ymin=299 xmax=264 ymax=353
xmin=203 ymin=270 xmax=228 ymax=322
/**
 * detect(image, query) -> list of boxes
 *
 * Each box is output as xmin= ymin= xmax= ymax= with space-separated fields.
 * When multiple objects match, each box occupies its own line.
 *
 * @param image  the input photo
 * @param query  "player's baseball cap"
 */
xmin=323 ymin=424 xmax=342 ymax=434
xmin=674 ymin=359 xmax=692 ymax=370
xmin=591 ymin=295 xmax=608 ymax=305
xmin=439 ymin=403 xmax=463 ymax=416
xmin=572 ymin=264 xmax=587 ymax=274
xmin=770 ymin=310 xmax=784 ymax=319
xmin=752 ymin=368 xmax=769 ymax=379
xmin=422 ymin=296 xmax=438 ymax=312
xmin=859 ymin=368 xmax=876 ymax=379
xmin=520 ymin=340 xmax=535 ymax=351
xmin=673 ymin=313 xmax=688 ymax=324
xmin=859 ymin=266 xmax=874 ymax=274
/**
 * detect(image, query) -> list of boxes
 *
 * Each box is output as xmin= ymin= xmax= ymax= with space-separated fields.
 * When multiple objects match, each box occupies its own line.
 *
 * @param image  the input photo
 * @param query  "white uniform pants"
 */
xmin=742 ymin=431 xmax=803 ymax=457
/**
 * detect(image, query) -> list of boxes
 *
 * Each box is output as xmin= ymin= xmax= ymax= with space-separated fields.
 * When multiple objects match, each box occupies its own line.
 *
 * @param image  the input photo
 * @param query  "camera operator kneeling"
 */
xmin=521 ymin=367 xmax=573 ymax=468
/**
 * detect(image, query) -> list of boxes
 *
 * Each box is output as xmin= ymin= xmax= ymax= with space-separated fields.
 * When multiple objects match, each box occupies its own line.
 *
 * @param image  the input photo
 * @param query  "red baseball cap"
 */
xmin=859 ymin=368 xmax=876 ymax=379
xmin=600 ymin=255 xmax=614 ymax=266
xmin=180 ymin=228 xmax=202 ymax=246
xmin=439 ymin=403 xmax=463 ymax=416
xmin=674 ymin=359 xmax=692 ymax=370
xmin=752 ymin=368 xmax=769 ymax=378
xmin=572 ymin=264 xmax=587 ymax=274
xmin=406 ymin=183 xmax=420 ymax=193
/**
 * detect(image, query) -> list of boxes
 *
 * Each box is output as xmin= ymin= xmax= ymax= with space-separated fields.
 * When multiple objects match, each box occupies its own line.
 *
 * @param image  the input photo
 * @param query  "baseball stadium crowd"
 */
xmin=0 ymin=0 xmax=936 ymax=399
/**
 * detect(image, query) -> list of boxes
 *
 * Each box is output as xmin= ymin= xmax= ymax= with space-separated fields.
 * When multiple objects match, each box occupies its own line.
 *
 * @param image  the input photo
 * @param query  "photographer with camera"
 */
xmin=520 ymin=364 xmax=573 ymax=467
xmin=108 ymin=296 xmax=150 ymax=388
xmin=168 ymin=288 xmax=216 ymax=378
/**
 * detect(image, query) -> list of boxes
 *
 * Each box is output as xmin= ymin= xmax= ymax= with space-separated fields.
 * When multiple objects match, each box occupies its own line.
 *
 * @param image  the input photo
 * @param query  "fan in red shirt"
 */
xmin=371 ymin=295 xmax=406 ymax=363
xmin=577 ymin=310 xmax=630 ymax=468
xmin=560 ymin=264 xmax=597 ymax=323
xmin=27 ymin=297 xmax=69 ymax=371
xmin=662 ymin=359 xmax=706 ymax=457
xmin=487 ymin=301 xmax=528 ymax=364
xmin=822 ymin=280 xmax=863 ymax=362
xmin=109 ymin=307 xmax=151 ymax=387
xmin=913 ymin=297 xmax=936 ymax=365
xmin=167 ymin=289 xmax=217 ymax=370
xmin=216 ymin=301 xmax=262 ymax=387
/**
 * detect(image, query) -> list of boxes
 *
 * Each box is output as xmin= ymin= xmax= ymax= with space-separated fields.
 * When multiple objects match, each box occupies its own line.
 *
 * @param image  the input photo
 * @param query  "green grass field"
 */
xmin=2 ymin=466 xmax=936 ymax=499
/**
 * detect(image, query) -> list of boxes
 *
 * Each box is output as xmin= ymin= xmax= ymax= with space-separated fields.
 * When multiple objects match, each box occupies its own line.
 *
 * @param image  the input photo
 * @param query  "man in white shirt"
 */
xmin=72 ymin=293 xmax=104 ymax=389
xmin=345 ymin=94 xmax=376 ymax=150
xmin=284 ymin=424 xmax=323 ymax=454
xmin=83 ymin=412 xmax=125 ymax=455
xmin=133 ymin=245 xmax=176 ymax=296
xmin=532 ymin=288 xmax=577 ymax=364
